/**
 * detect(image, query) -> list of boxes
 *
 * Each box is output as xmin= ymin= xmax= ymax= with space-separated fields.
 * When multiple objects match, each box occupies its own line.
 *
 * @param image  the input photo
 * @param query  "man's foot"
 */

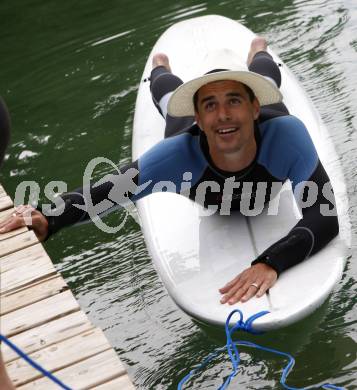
xmin=247 ymin=37 xmax=268 ymax=66
xmin=152 ymin=53 xmax=171 ymax=72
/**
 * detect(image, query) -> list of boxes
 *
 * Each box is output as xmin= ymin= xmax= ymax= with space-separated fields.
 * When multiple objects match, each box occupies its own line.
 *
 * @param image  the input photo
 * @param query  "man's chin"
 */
xmin=217 ymin=144 xmax=242 ymax=155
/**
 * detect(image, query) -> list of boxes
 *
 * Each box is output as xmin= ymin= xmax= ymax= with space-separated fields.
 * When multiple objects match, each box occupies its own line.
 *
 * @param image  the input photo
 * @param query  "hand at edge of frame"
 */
xmin=0 ymin=205 xmax=49 ymax=241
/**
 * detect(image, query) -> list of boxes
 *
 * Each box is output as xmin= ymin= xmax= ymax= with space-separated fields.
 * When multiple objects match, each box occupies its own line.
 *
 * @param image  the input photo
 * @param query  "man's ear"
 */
xmin=195 ymin=111 xmax=202 ymax=130
xmin=253 ymin=98 xmax=260 ymax=120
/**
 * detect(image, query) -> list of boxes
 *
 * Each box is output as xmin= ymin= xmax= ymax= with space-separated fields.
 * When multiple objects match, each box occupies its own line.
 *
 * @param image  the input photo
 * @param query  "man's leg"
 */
xmin=247 ymin=37 xmax=289 ymax=115
xmin=150 ymin=54 xmax=194 ymax=138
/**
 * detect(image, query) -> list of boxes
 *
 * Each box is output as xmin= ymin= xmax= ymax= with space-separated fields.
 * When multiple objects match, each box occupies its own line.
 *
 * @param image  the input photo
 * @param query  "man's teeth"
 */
xmin=218 ymin=128 xmax=237 ymax=134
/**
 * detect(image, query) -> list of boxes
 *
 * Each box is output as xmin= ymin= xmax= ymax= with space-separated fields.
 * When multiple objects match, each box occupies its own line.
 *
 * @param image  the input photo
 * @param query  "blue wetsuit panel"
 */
xmin=134 ymin=132 xmax=207 ymax=200
xmin=258 ymin=116 xmax=319 ymax=191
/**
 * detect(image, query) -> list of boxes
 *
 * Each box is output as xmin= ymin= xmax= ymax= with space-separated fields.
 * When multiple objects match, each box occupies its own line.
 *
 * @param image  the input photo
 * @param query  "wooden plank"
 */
xmin=0 ymin=195 xmax=12 ymax=211
xmin=7 ymin=328 xmax=112 ymax=387
xmin=0 ymin=226 xmax=28 ymax=241
xmin=1 ymin=243 xmax=51 ymax=274
xmin=0 ymin=184 xmax=6 ymax=196
xmin=1 ymin=244 xmax=56 ymax=294
xmin=94 ymin=376 xmax=136 ymax=390
xmin=0 ymin=183 xmax=136 ymax=389
xmin=2 ymin=311 xmax=94 ymax=363
xmin=1 ymin=275 xmax=67 ymax=315
xmin=0 ymin=207 xmax=16 ymax=222
xmin=17 ymin=349 xmax=127 ymax=390
xmin=0 ymin=230 xmax=38 ymax=258
xmin=1 ymin=290 xmax=80 ymax=337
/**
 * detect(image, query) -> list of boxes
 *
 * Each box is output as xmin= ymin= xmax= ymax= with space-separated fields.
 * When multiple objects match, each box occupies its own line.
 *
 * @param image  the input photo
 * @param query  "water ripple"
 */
xmin=90 ymin=29 xmax=136 ymax=47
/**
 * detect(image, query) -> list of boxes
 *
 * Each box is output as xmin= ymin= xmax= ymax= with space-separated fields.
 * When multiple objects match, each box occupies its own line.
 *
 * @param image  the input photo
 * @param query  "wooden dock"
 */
xmin=0 ymin=184 xmax=136 ymax=389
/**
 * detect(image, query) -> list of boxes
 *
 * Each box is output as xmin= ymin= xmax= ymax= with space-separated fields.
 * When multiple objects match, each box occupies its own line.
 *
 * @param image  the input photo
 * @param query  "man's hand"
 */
xmin=0 ymin=205 xmax=49 ymax=241
xmin=219 ymin=263 xmax=277 ymax=305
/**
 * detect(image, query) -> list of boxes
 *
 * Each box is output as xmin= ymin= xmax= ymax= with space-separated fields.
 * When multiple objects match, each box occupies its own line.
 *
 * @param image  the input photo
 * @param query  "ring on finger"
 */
xmin=250 ymin=283 xmax=259 ymax=289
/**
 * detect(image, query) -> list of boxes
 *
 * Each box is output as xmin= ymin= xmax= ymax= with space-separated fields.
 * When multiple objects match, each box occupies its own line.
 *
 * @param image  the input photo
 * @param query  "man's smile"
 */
xmin=216 ymin=126 xmax=240 ymax=135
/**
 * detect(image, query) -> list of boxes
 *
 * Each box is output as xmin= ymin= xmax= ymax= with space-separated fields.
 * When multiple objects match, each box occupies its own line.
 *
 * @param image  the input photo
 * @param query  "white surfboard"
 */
xmin=132 ymin=15 xmax=350 ymax=331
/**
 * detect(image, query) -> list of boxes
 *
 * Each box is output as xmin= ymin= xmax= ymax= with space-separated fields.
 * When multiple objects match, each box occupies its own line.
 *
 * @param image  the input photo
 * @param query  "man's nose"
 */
xmin=217 ymin=104 xmax=231 ymax=121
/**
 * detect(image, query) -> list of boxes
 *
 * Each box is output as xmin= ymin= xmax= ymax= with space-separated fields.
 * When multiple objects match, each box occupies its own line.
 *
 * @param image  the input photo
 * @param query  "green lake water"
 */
xmin=1 ymin=0 xmax=356 ymax=388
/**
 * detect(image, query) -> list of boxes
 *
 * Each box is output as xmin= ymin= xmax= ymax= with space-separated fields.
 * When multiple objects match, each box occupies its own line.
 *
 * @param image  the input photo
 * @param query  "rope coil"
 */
xmin=177 ymin=309 xmax=345 ymax=390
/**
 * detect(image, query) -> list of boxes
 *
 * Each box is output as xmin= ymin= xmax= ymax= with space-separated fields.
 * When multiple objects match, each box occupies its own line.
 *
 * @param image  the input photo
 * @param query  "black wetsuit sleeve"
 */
xmin=251 ymin=160 xmax=339 ymax=275
xmin=41 ymin=161 xmax=139 ymax=238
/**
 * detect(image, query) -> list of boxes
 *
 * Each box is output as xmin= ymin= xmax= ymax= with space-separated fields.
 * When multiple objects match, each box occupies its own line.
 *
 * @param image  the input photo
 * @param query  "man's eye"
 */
xmin=205 ymin=102 xmax=216 ymax=111
xmin=230 ymin=97 xmax=241 ymax=105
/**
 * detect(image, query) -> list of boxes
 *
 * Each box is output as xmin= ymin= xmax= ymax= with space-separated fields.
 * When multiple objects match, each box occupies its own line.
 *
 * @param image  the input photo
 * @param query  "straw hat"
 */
xmin=167 ymin=48 xmax=283 ymax=117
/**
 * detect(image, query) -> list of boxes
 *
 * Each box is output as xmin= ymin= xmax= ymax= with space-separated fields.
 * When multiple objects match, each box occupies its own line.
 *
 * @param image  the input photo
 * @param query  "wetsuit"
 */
xmin=43 ymin=52 xmax=339 ymax=276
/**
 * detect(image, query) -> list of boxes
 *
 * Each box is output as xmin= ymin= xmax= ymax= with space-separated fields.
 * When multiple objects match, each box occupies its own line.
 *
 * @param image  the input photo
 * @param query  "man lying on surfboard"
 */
xmin=0 ymin=38 xmax=338 ymax=306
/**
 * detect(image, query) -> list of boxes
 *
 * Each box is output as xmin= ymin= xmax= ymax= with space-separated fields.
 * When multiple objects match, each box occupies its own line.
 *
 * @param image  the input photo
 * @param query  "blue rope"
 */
xmin=235 ymin=341 xmax=344 ymax=390
xmin=0 ymin=333 xmax=72 ymax=389
xmin=177 ymin=310 xmax=345 ymax=390
xmin=220 ymin=309 xmax=269 ymax=389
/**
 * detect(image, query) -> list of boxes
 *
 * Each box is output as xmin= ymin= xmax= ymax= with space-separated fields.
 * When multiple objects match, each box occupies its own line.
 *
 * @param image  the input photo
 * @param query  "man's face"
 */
xmin=195 ymin=80 xmax=260 ymax=163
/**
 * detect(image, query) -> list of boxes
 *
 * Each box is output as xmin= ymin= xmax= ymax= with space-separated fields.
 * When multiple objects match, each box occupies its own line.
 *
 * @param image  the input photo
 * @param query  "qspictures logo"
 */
xmin=13 ymin=156 xmax=337 ymax=234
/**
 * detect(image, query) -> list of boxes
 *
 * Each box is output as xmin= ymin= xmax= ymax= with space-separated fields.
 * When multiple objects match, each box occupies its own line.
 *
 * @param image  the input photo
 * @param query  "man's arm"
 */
xmin=0 ymin=132 xmax=200 ymax=239
xmin=251 ymin=160 xmax=339 ymax=274
xmin=220 ymin=117 xmax=339 ymax=304
xmin=42 ymin=161 xmax=140 ymax=238
xmin=0 ymin=161 xmax=140 ymax=240
xmin=219 ymin=161 xmax=338 ymax=305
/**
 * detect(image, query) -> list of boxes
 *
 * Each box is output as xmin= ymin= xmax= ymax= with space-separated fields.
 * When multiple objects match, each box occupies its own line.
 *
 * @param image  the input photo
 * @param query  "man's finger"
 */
xmin=219 ymin=273 xmax=243 ymax=292
xmin=226 ymin=281 xmax=252 ymax=304
xmin=220 ymin=288 xmax=239 ymax=304
xmin=226 ymin=289 xmax=246 ymax=305
xmin=241 ymin=283 xmax=261 ymax=302
xmin=0 ymin=216 xmax=15 ymax=230
xmin=0 ymin=218 xmax=10 ymax=229
xmin=220 ymin=279 xmax=246 ymax=303
xmin=0 ymin=216 xmax=26 ymax=233
xmin=256 ymin=280 xmax=271 ymax=298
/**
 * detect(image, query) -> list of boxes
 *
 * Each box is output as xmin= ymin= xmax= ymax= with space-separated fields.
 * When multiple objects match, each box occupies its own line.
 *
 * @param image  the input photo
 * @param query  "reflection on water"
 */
xmin=1 ymin=0 xmax=356 ymax=388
